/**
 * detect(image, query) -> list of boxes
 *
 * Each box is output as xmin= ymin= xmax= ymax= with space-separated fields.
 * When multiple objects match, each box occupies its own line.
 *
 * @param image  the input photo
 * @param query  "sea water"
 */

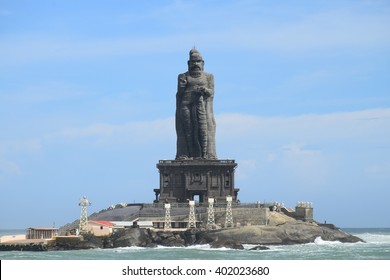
xmin=1 ymin=228 xmax=389 ymax=260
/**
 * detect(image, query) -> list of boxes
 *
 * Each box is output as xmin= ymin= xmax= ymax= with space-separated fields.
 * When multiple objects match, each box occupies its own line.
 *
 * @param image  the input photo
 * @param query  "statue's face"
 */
xmin=188 ymin=55 xmax=204 ymax=73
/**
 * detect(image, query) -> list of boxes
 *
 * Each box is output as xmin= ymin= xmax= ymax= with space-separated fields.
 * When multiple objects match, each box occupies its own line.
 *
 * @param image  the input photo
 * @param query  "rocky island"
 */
xmin=52 ymin=204 xmax=363 ymax=251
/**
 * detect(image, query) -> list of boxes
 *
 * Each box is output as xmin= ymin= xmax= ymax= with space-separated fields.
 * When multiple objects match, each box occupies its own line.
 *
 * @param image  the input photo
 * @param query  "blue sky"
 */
xmin=0 ymin=0 xmax=389 ymax=229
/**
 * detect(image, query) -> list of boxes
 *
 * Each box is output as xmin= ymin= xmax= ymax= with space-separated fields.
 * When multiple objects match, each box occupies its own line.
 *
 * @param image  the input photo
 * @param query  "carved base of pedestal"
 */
xmin=154 ymin=159 xmax=239 ymax=203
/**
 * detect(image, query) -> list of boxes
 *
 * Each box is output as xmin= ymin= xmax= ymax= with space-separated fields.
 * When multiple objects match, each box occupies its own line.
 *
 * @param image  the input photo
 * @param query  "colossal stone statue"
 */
xmin=175 ymin=48 xmax=217 ymax=160
xmin=156 ymin=49 xmax=238 ymax=204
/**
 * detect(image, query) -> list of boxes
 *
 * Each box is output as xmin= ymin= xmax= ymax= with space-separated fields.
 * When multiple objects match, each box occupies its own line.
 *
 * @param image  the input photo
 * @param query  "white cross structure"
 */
xmin=188 ymin=200 xmax=196 ymax=228
xmin=164 ymin=203 xmax=172 ymax=230
xmin=225 ymin=195 xmax=234 ymax=228
xmin=207 ymin=198 xmax=215 ymax=229
xmin=78 ymin=196 xmax=91 ymax=234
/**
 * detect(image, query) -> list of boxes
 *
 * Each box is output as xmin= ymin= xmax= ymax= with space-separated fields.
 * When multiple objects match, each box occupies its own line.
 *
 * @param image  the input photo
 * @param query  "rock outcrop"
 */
xmin=49 ymin=221 xmax=363 ymax=251
xmin=54 ymin=206 xmax=363 ymax=251
xmin=202 ymin=222 xmax=363 ymax=245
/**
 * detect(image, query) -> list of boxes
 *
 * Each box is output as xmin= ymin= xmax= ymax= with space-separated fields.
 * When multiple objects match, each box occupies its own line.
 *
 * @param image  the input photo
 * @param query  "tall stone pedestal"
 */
xmin=154 ymin=159 xmax=239 ymax=203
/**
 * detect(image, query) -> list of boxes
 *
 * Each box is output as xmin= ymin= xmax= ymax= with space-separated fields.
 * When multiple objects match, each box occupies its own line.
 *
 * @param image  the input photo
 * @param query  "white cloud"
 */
xmin=282 ymin=143 xmax=320 ymax=155
xmin=217 ymin=108 xmax=390 ymax=145
xmin=266 ymin=153 xmax=277 ymax=162
xmin=280 ymin=143 xmax=327 ymax=188
xmin=0 ymin=139 xmax=42 ymax=155
xmin=236 ymin=159 xmax=257 ymax=180
xmin=365 ymin=163 xmax=390 ymax=176
xmin=50 ymin=117 xmax=176 ymax=146
xmin=0 ymin=159 xmax=21 ymax=176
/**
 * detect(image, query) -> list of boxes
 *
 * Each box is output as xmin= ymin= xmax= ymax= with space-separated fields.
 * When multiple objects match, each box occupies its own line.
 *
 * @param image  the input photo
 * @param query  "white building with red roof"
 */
xmin=87 ymin=220 xmax=114 ymax=236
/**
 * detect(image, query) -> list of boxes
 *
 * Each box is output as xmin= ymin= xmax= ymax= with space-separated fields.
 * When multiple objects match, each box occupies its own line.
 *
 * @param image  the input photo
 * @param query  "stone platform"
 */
xmin=154 ymin=159 xmax=239 ymax=203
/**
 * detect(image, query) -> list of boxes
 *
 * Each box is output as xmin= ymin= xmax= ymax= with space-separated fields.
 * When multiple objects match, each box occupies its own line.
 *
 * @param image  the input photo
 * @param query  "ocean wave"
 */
xmin=314 ymin=236 xmax=342 ymax=245
xmin=156 ymin=244 xmax=235 ymax=251
xmin=183 ymin=244 xmax=211 ymax=250
xmin=112 ymin=246 xmax=147 ymax=253
xmin=356 ymin=233 xmax=390 ymax=244
xmin=107 ymin=244 xmax=250 ymax=252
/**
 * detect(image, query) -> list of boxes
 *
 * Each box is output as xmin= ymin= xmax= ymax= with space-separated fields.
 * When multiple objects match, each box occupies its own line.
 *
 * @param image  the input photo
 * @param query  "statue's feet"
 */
xmin=208 ymin=154 xmax=217 ymax=160
xmin=176 ymin=155 xmax=189 ymax=160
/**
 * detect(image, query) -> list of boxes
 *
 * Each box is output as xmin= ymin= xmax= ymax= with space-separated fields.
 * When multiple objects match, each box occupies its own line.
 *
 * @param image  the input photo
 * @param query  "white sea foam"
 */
xmin=314 ymin=236 xmax=342 ymax=245
xmin=184 ymin=244 xmax=210 ymax=250
xmin=356 ymin=233 xmax=390 ymax=244
xmin=113 ymin=246 xmax=147 ymax=253
xmin=154 ymin=244 xmax=234 ymax=251
xmin=205 ymin=247 xmax=236 ymax=251
xmin=155 ymin=245 xmax=185 ymax=249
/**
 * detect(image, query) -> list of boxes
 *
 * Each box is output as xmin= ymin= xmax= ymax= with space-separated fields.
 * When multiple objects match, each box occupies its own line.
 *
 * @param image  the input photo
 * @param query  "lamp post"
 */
xmin=164 ymin=203 xmax=171 ymax=230
xmin=78 ymin=196 xmax=91 ymax=234
xmin=188 ymin=200 xmax=196 ymax=228
xmin=207 ymin=198 xmax=215 ymax=229
xmin=225 ymin=195 xmax=233 ymax=228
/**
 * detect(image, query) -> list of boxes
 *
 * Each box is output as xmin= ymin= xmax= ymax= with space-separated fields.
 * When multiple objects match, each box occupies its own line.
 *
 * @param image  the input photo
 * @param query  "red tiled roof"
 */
xmin=89 ymin=220 xmax=114 ymax=227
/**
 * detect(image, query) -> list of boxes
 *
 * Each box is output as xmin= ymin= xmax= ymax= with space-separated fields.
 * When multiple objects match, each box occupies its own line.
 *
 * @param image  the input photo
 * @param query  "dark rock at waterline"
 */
xmin=111 ymin=228 xmax=153 ymax=248
xmin=0 ymin=243 xmax=48 ymax=251
xmin=209 ymin=240 xmax=245 ymax=250
xmin=249 ymin=245 xmax=270 ymax=250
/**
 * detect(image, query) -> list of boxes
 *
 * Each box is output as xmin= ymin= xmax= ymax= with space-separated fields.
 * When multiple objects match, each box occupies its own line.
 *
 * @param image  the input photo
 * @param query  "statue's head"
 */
xmin=188 ymin=48 xmax=204 ymax=74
